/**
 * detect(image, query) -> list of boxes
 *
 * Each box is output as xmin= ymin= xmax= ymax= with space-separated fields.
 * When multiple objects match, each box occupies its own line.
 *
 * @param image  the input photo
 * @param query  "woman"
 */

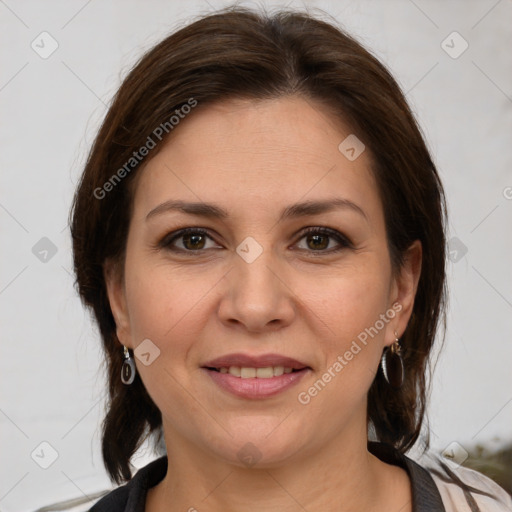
xmin=70 ymin=6 xmax=512 ymax=511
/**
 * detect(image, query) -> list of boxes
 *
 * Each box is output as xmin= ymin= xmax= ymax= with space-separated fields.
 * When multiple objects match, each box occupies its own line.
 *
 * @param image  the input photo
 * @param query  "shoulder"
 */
xmin=88 ymin=456 xmax=168 ymax=511
xmin=413 ymin=450 xmax=512 ymax=512
xmin=88 ymin=482 xmax=130 ymax=511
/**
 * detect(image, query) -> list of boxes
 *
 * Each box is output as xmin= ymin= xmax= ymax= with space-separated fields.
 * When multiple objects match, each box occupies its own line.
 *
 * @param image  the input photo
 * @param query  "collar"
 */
xmin=368 ymin=441 xmax=446 ymax=511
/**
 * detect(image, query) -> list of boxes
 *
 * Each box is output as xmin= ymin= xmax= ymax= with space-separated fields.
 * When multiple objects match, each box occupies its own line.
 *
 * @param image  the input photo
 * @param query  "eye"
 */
xmin=159 ymin=228 xmax=220 ymax=253
xmin=158 ymin=226 xmax=353 ymax=255
xmin=294 ymin=227 xmax=353 ymax=254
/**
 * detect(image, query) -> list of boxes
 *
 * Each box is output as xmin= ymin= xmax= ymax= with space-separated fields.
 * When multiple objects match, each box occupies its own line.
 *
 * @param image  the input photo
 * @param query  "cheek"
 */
xmin=124 ymin=257 xmax=208 ymax=339
xmin=122 ymin=260 xmax=210 ymax=413
xmin=300 ymin=257 xmax=391 ymax=340
xmin=122 ymin=257 xmax=222 ymax=397
xmin=298 ymin=258 xmax=391 ymax=390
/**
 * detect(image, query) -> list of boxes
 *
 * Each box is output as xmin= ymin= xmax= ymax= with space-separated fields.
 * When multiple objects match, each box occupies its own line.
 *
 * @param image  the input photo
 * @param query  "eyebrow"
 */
xmin=146 ymin=198 xmax=368 ymax=223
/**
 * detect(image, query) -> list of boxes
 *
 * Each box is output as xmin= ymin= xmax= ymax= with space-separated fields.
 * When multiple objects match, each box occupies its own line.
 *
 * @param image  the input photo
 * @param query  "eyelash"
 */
xmin=157 ymin=226 xmax=353 ymax=256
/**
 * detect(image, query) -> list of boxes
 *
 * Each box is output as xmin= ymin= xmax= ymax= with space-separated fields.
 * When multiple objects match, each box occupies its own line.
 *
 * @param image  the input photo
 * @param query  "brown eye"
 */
xmin=158 ymin=226 xmax=352 ymax=256
xmin=182 ymin=232 xmax=207 ymax=250
xmin=160 ymin=228 xmax=219 ymax=253
xmin=305 ymin=233 xmax=329 ymax=250
xmin=295 ymin=227 xmax=352 ymax=253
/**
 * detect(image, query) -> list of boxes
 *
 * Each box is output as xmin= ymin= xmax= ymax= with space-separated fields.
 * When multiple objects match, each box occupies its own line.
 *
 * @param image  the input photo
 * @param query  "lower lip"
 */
xmin=203 ymin=368 xmax=310 ymax=399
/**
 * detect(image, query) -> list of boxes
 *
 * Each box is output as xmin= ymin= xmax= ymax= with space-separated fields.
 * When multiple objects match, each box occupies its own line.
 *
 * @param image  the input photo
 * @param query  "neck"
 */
xmin=146 ymin=422 xmax=408 ymax=512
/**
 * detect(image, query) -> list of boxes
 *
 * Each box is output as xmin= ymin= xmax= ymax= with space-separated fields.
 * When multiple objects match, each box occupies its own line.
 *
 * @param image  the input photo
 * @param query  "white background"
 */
xmin=1 ymin=0 xmax=511 ymax=510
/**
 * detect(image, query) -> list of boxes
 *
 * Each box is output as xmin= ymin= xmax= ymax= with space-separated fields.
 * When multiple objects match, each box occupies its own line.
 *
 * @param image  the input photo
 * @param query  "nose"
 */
xmin=217 ymin=246 xmax=296 ymax=333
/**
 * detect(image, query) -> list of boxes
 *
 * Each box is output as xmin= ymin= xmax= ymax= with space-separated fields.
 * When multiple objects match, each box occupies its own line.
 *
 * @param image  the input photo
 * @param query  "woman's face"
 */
xmin=106 ymin=96 xmax=421 ymax=467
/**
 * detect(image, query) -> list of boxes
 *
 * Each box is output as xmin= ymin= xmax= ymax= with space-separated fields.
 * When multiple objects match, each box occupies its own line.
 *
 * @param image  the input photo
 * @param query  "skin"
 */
xmin=105 ymin=96 xmax=422 ymax=511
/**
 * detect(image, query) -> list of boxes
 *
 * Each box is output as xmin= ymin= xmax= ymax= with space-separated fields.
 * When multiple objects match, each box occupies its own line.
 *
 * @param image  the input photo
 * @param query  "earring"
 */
xmin=381 ymin=330 xmax=404 ymax=389
xmin=121 ymin=345 xmax=136 ymax=385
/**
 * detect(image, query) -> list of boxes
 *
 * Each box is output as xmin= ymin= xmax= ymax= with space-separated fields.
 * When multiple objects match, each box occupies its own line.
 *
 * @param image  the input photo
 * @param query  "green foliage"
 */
xmin=461 ymin=442 xmax=512 ymax=496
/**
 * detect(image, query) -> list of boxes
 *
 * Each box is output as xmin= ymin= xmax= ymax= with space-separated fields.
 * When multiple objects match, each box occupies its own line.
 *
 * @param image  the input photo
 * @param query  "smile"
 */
xmin=203 ymin=367 xmax=310 ymax=399
xmin=207 ymin=366 xmax=300 ymax=378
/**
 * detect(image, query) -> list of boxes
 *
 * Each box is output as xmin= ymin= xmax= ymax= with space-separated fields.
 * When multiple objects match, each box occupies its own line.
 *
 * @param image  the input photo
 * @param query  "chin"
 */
xmin=212 ymin=422 xmax=305 ymax=469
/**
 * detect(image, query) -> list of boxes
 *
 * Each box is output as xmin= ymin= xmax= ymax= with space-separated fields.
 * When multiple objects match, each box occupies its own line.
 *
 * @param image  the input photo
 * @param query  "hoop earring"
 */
xmin=381 ymin=330 xmax=404 ymax=389
xmin=121 ymin=345 xmax=136 ymax=385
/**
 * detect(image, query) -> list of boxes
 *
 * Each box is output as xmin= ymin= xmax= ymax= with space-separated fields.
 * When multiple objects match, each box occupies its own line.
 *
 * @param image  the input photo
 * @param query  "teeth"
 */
xmin=273 ymin=366 xmax=284 ymax=376
xmin=216 ymin=366 xmax=300 ymax=378
xmin=256 ymin=367 xmax=273 ymax=378
xmin=229 ymin=366 xmax=241 ymax=377
xmin=241 ymin=367 xmax=256 ymax=378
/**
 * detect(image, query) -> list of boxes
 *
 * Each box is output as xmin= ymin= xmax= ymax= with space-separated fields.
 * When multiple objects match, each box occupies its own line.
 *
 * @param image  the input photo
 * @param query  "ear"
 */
xmin=104 ymin=258 xmax=133 ymax=349
xmin=387 ymin=239 xmax=422 ymax=344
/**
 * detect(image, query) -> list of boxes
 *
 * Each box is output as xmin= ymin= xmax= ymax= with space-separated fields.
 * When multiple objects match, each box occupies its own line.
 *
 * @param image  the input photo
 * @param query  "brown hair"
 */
xmin=70 ymin=6 xmax=447 ymax=484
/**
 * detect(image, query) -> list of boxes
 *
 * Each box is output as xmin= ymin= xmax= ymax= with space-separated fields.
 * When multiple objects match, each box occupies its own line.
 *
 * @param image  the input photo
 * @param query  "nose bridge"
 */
xmin=237 ymin=241 xmax=278 ymax=294
xmin=235 ymin=237 xmax=281 ymax=304
xmin=218 ymin=236 xmax=295 ymax=330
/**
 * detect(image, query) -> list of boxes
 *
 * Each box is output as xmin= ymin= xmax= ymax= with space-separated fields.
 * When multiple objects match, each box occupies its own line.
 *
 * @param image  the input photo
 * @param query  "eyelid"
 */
xmin=157 ymin=226 xmax=353 ymax=254
xmin=157 ymin=227 xmax=219 ymax=251
xmin=295 ymin=226 xmax=353 ymax=249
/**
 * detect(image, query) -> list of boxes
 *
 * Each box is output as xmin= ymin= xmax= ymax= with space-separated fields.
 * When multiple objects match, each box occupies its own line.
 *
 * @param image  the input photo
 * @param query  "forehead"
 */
xmin=131 ymin=96 xmax=381 ymax=225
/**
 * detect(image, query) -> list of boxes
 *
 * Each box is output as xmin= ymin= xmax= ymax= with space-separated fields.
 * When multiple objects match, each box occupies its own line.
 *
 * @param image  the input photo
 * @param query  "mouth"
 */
xmin=201 ymin=353 xmax=311 ymax=399
xmin=201 ymin=352 xmax=311 ymax=372
xmin=204 ymin=366 xmax=306 ymax=378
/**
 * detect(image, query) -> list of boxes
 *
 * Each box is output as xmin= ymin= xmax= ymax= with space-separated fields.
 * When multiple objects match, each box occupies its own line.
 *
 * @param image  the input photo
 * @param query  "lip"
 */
xmin=201 ymin=352 xmax=310 ymax=370
xmin=203 ymin=367 xmax=311 ymax=399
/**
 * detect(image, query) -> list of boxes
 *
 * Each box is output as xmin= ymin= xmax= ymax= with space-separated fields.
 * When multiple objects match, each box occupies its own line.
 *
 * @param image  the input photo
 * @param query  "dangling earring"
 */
xmin=121 ymin=345 xmax=136 ymax=385
xmin=381 ymin=330 xmax=404 ymax=389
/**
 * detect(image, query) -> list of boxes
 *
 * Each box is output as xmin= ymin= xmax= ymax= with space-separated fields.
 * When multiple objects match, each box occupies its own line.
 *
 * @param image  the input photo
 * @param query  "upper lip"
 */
xmin=202 ymin=353 xmax=310 ymax=370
